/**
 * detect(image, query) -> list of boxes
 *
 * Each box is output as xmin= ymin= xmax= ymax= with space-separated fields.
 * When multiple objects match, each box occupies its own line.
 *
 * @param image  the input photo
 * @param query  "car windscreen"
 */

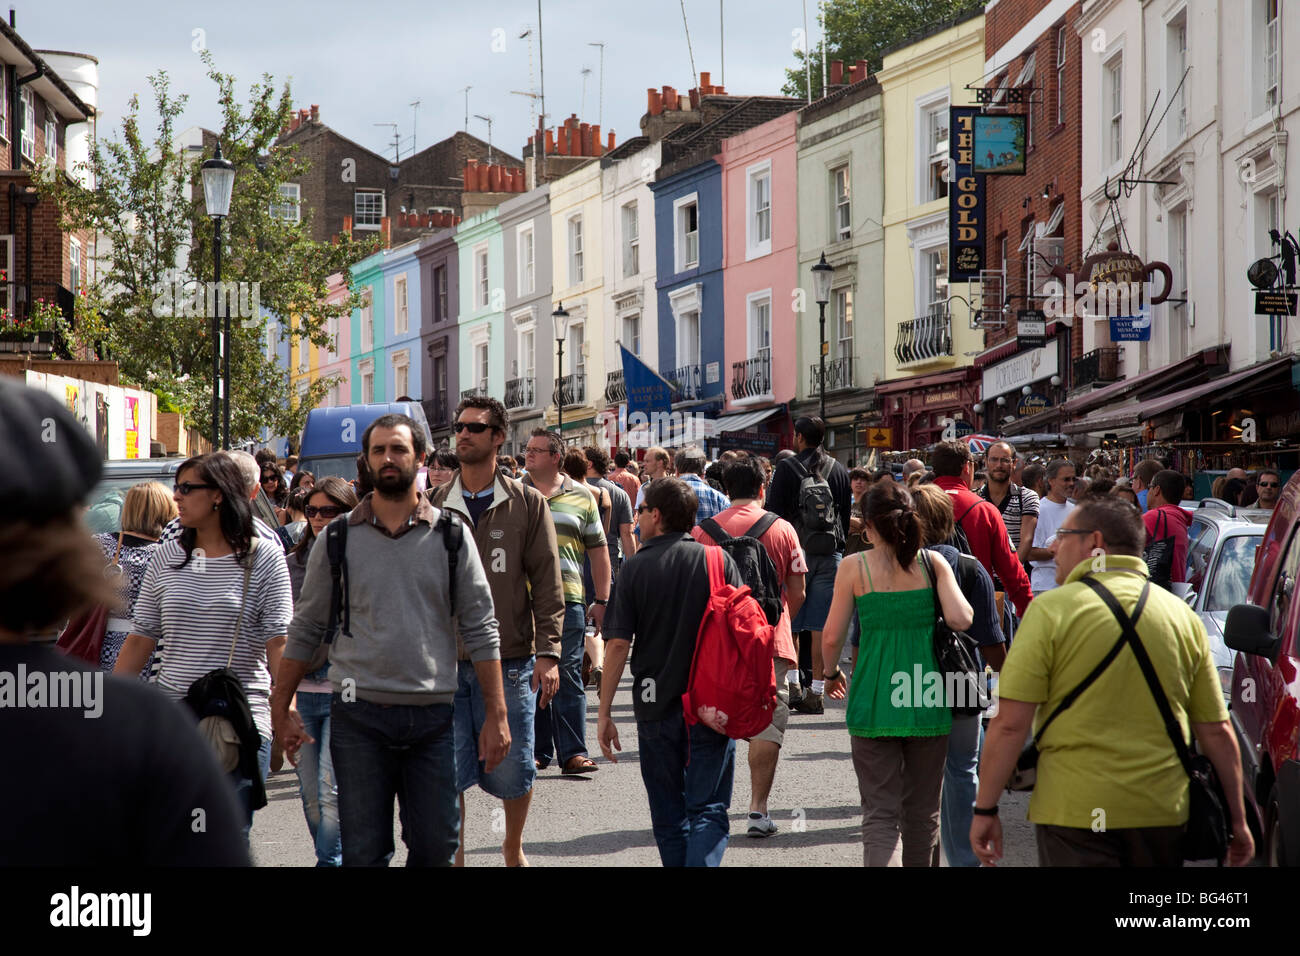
xmin=1206 ymin=533 xmax=1263 ymax=612
xmin=299 ymin=455 xmax=361 ymax=482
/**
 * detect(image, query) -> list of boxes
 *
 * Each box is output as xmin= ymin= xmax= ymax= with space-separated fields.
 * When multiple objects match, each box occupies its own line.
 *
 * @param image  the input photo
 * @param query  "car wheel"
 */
xmin=1266 ymin=788 xmax=1287 ymax=867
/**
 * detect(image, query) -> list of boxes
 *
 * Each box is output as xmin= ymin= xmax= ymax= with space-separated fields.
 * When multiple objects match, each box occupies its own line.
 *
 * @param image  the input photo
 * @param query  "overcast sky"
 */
xmin=26 ymin=0 xmax=828 ymax=162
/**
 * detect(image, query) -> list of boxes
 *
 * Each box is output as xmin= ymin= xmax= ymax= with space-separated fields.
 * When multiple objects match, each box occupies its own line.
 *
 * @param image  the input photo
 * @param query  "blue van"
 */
xmin=297 ymin=402 xmax=433 ymax=480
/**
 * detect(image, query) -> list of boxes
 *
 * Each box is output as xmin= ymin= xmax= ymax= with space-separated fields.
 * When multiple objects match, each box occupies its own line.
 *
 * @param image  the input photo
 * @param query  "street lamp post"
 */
xmin=201 ymin=142 xmax=235 ymax=449
xmin=553 ymin=302 xmax=569 ymax=440
xmin=811 ymin=252 xmax=833 ymax=421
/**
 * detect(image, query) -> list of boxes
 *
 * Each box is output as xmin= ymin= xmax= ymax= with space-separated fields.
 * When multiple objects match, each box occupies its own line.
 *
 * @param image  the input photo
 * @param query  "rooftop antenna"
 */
xmin=679 ymin=0 xmax=697 ymax=88
xmin=409 ymin=99 xmax=421 ymax=154
xmin=580 ymin=66 xmax=593 ymax=120
xmin=587 ymin=42 xmax=605 ymax=128
xmin=537 ymin=0 xmax=547 ymax=183
xmin=373 ymin=122 xmax=399 ymax=162
xmin=474 ymin=114 xmax=495 ymax=164
xmin=460 ymin=86 xmax=471 ymax=132
xmin=520 ymin=27 xmax=538 ymax=132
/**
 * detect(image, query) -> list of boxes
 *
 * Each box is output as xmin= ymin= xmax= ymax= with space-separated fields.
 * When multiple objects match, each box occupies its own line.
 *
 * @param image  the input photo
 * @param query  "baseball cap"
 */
xmin=0 ymin=377 xmax=102 ymax=523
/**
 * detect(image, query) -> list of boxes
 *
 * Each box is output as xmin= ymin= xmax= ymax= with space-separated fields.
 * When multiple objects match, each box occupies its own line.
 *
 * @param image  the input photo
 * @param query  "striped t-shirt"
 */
xmin=131 ymin=538 xmax=293 ymax=739
xmin=526 ymin=474 xmax=605 ymax=603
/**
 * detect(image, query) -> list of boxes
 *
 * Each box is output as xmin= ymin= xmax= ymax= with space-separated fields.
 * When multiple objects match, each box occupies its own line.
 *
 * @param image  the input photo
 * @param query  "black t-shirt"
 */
xmin=462 ymin=488 xmax=494 ymax=527
xmin=766 ymin=448 xmax=853 ymax=542
xmin=603 ymin=533 xmax=742 ymax=721
xmin=0 ymin=644 xmax=250 ymax=866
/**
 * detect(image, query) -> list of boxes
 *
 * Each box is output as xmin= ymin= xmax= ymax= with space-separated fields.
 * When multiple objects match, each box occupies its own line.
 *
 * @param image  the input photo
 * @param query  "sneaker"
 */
xmin=787 ymin=683 xmax=804 ymax=708
xmin=747 ymin=812 xmax=778 ymax=837
xmin=790 ymin=692 xmax=824 ymax=715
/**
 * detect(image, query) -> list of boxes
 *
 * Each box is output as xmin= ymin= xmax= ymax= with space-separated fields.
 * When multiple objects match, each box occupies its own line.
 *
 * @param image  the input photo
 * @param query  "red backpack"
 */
xmin=682 ymin=547 xmax=779 ymax=740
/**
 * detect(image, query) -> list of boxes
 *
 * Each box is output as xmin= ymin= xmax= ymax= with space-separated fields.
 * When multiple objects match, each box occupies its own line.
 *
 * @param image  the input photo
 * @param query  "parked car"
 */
xmin=1224 ymin=471 xmax=1300 ymax=865
xmin=297 ymin=401 xmax=433 ymax=481
xmin=84 ymin=458 xmax=185 ymax=534
xmin=1177 ymin=501 xmax=1271 ymax=698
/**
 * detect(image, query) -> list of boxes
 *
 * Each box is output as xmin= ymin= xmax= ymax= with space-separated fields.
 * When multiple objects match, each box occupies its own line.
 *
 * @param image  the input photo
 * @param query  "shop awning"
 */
xmin=1062 ymin=346 xmax=1228 ymax=418
xmin=1064 ymin=356 xmax=1293 ymax=435
xmin=715 ymin=406 xmax=783 ymax=433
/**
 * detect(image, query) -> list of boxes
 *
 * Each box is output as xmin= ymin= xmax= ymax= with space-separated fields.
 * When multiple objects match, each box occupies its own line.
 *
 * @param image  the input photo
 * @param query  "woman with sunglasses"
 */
xmin=261 ymin=465 xmax=290 ymax=511
xmin=114 ymin=453 xmax=294 ymax=842
xmin=283 ymin=476 xmax=358 ymax=867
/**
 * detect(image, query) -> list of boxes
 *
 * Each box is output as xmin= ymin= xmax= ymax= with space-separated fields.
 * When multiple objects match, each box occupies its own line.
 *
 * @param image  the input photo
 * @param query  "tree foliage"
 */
xmin=783 ymin=0 xmax=985 ymax=100
xmin=37 ymin=53 xmax=379 ymax=443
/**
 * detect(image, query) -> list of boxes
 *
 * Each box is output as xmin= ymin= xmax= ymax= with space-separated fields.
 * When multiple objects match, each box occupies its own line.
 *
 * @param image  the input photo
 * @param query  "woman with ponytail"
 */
xmin=821 ymin=480 xmax=973 ymax=866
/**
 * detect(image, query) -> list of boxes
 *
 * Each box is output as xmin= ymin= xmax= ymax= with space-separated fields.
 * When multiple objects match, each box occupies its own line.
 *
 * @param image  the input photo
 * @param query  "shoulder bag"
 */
xmin=1079 ymin=577 xmax=1230 ymax=864
xmin=920 ymin=550 xmax=985 ymax=718
xmin=57 ymin=532 xmax=125 ymax=665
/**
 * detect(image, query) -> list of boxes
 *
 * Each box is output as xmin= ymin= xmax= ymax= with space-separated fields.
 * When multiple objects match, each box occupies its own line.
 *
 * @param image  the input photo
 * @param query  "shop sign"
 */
xmin=1018 ymin=392 xmax=1051 ymax=417
xmin=866 ymin=427 xmax=893 ymax=448
xmin=981 ymin=344 xmax=1058 ymax=399
xmin=1256 ymin=291 xmax=1299 ymax=316
xmin=923 ymin=388 xmax=962 ymax=406
xmin=1017 ymin=309 xmax=1046 ymax=349
xmin=1109 ymin=309 xmax=1152 ymax=342
xmin=949 ymin=106 xmax=985 ymax=281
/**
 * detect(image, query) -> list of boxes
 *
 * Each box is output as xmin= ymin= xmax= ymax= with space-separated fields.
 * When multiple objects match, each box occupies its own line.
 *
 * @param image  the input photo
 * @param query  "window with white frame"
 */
xmin=1015 ymin=52 xmax=1036 ymax=151
xmin=354 ymin=190 xmax=384 ymax=229
xmin=1259 ymin=0 xmax=1280 ymax=113
xmin=44 ymin=116 xmax=57 ymax=163
xmin=360 ymin=359 xmax=375 ymax=403
xmin=271 ymin=183 xmax=300 ymax=221
xmin=1105 ymin=55 xmax=1123 ymax=167
xmin=1257 ymin=189 xmax=1281 ymax=261
xmin=922 ymin=247 xmax=949 ymax=315
xmin=0 ymin=69 xmax=7 ymax=140
xmin=360 ymin=290 xmax=373 ymax=351
xmin=433 ymin=354 xmax=448 ymax=404
xmin=749 ymin=293 xmax=772 ymax=370
xmin=69 ymin=236 xmax=81 ymax=295
xmin=570 ymin=322 xmax=586 ymax=382
xmin=392 ymin=350 xmax=410 ymax=398
xmin=298 ymin=335 xmax=309 ymax=373
xmin=747 ymin=163 xmax=772 ymax=257
xmin=20 ymin=87 xmax=34 ymax=161
xmin=835 ymin=288 xmax=854 ymax=359
xmin=434 ymin=264 xmax=448 ymax=322
xmin=832 ymin=165 xmax=851 ymax=241
xmin=679 ymin=311 xmax=700 ymax=367
xmin=1056 ymin=25 xmax=1067 ymax=127
xmin=474 ymin=245 xmax=489 ymax=309
xmin=394 ymin=275 xmax=408 ymax=334
xmin=1168 ymin=207 xmax=1188 ymax=358
xmin=568 ymin=215 xmax=584 ymax=285
xmin=518 ymin=225 xmax=535 ymax=295
xmin=474 ymin=340 xmax=489 ymax=392
xmin=519 ymin=326 xmax=536 ymax=383
xmin=924 ymin=101 xmax=949 ymax=202
xmin=622 ymin=202 xmax=639 ymax=277
xmin=622 ymin=312 xmax=641 ymax=356
xmin=1168 ymin=14 xmax=1188 ymax=143
xmin=676 ymin=197 xmax=699 ymax=271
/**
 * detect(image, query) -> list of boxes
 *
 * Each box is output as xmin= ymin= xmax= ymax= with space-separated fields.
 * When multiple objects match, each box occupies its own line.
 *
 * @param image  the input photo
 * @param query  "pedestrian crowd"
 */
xmin=0 ymin=371 xmax=1277 ymax=868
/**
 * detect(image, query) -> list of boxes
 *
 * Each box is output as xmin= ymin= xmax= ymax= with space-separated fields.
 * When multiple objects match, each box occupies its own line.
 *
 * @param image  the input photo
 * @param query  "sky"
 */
xmin=25 ymin=0 xmax=829 ymax=162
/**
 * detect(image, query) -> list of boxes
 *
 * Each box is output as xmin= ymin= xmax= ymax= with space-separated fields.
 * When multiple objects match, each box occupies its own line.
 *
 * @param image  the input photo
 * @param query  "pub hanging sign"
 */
xmin=949 ymin=106 xmax=985 ymax=282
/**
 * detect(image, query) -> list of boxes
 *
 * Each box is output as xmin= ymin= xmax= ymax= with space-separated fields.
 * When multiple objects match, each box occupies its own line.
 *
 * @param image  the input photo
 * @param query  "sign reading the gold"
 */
xmin=949 ymin=106 xmax=985 ymax=281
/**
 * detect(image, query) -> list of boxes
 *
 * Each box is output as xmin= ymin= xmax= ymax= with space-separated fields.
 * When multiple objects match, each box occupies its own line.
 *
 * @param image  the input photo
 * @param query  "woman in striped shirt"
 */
xmin=115 ymin=452 xmax=293 ymax=839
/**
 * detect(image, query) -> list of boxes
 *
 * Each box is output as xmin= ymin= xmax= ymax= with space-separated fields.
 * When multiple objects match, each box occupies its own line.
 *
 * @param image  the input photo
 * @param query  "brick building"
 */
xmin=0 ymin=18 xmax=94 ymax=329
xmin=976 ymin=0 xmax=1084 ymax=439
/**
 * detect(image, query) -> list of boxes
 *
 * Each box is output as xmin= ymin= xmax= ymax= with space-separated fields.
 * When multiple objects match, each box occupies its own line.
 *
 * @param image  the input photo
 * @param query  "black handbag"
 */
xmin=920 ymin=551 xmax=985 ymax=718
xmin=1080 ymin=577 xmax=1230 ymax=864
xmin=1005 ymin=583 xmax=1142 ymax=792
xmin=1142 ymin=510 xmax=1176 ymax=590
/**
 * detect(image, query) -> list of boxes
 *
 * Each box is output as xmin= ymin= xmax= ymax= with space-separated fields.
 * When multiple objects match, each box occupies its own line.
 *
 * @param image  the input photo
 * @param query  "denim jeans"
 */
xmin=295 ymin=691 xmax=342 ymax=867
xmin=455 ymin=657 xmax=537 ymax=798
xmin=231 ymin=735 xmax=273 ymax=844
xmin=941 ymin=713 xmax=982 ymax=867
xmin=534 ymin=602 xmax=588 ymax=767
xmin=637 ymin=714 xmax=736 ymax=867
xmin=329 ymin=696 xmax=459 ymax=867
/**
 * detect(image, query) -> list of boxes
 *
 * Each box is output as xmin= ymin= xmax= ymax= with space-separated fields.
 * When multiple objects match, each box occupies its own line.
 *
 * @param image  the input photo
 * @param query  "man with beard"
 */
xmin=275 ymin=414 xmax=508 ymax=866
xmin=979 ymin=441 xmax=1040 ymax=567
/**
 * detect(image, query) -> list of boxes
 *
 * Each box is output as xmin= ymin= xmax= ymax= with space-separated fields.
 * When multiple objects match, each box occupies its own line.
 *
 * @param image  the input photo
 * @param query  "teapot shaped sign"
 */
xmin=1045 ymin=242 xmax=1173 ymax=320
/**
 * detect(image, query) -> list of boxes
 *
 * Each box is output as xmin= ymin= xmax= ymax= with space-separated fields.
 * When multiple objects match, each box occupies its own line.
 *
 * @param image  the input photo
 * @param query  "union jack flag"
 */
xmin=964 ymin=434 xmax=1003 ymax=456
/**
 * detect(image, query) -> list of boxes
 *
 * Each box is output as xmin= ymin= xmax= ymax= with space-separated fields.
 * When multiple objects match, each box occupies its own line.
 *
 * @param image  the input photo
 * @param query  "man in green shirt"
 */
xmin=971 ymin=496 xmax=1253 ymax=866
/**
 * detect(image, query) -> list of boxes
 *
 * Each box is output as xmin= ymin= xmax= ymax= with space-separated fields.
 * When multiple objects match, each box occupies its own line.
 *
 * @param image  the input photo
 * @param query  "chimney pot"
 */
xmin=558 ymin=126 xmax=570 ymax=155
xmin=700 ymin=71 xmax=710 ymax=88
xmin=607 ymin=130 xmax=616 ymax=151
xmin=310 ymin=104 xmax=319 ymax=122
xmin=831 ymin=60 xmax=843 ymax=86
xmin=856 ymin=59 xmax=869 ymax=81
xmin=649 ymin=89 xmax=663 ymax=116
xmin=477 ymin=163 xmax=491 ymax=191
xmin=591 ymin=124 xmax=601 ymax=155
xmin=545 ymin=128 xmax=556 ymax=153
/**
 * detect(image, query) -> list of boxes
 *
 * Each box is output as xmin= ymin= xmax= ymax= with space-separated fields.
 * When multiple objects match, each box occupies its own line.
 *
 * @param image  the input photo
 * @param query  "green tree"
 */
xmin=37 ymin=52 xmax=379 ymax=443
xmin=783 ymin=0 xmax=984 ymax=100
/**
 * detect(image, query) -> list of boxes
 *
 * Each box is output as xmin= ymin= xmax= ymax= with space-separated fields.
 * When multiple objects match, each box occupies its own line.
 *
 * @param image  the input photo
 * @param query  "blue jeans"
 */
xmin=295 ymin=691 xmax=342 ymax=867
xmin=941 ymin=713 xmax=983 ymax=867
xmin=534 ymin=602 xmax=588 ymax=767
xmin=329 ymin=696 xmax=459 ymax=867
xmin=455 ymin=657 xmax=537 ymax=798
xmin=232 ymin=735 xmax=273 ymax=845
xmin=637 ymin=714 xmax=736 ymax=867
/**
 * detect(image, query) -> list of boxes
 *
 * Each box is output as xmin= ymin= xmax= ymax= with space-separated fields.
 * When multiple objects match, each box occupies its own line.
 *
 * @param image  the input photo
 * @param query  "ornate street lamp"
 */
xmin=552 ymin=302 xmax=570 ymax=439
xmin=811 ymin=252 xmax=834 ymax=421
xmin=201 ymin=142 xmax=236 ymax=449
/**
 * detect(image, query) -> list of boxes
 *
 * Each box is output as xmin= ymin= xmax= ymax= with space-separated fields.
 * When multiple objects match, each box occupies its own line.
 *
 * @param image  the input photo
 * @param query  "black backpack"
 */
xmin=323 ymin=509 xmax=464 ymax=646
xmin=699 ymin=514 xmax=784 ymax=626
xmin=790 ymin=454 xmax=843 ymax=556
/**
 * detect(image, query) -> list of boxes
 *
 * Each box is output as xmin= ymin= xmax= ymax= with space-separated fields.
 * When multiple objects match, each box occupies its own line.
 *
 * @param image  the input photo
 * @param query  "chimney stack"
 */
xmin=380 ymin=216 xmax=391 ymax=248
xmin=310 ymin=104 xmax=319 ymax=122
xmin=856 ymin=59 xmax=869 ymax=82
xmin=831 ymin=60 xmax=843 ymax=86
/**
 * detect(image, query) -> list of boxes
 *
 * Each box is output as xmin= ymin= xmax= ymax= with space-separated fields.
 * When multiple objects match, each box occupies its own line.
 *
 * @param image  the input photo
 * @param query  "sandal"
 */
xmin=561 ymin=755 xmax=599 ymax=775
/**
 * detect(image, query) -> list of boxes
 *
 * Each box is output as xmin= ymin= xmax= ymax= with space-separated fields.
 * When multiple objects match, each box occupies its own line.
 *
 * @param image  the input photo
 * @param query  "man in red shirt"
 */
xmin=1142 ymin=469 xmax=1191 ymax=585
xmin=692 ymin=454 xmax=806 ymax=838
xmin=610 ymin=451 xmax=641 ymax=505
xmin=930 ymin=441 xmax=1033 ymax=618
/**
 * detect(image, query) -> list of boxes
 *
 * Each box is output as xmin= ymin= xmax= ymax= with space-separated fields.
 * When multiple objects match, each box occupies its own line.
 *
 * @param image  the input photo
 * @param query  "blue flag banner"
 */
xmin=620 ymin=344 xmax=674 ymax=418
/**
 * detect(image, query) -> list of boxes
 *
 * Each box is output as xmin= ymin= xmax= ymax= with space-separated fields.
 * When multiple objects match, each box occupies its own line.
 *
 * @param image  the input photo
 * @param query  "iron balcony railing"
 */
xmin=895 ymin=306 xmax=953 ymax=365
xmin=460 ymin=382 xmax=488 ymax=401
xmin=809 ymin=355 xmax=854 ymax=396
xmin=670 ymin=364 xmax=703 ymax=403
xmin=553 ymin=372 xmax=586 ymax=408
xmin=731 ymin=354 xmax=771 ymax=400
xmin=604 ymin=369 xmax=626 ymax=404
xmin=423 ymin=395 xmax=450 ymax=427
xmin=1072 ymin=347 xmax=1121 ymax=389
xmin=504 ymin=376 xmax=535 ymax=409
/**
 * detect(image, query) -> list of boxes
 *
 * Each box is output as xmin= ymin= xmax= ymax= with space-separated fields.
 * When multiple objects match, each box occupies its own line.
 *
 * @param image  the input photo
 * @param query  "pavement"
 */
xmin=251 ymin=667 xmax=1037 ymax=867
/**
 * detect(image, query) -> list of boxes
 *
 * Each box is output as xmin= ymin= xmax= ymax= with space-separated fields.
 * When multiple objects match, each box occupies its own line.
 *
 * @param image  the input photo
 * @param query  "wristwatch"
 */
xmin=592 ymin=598 xmax=608 ymax=606
xmin=972 ymin=805 xmax=999 ymax=817
xmin=823 ymin=668 xmax=843 ymax=682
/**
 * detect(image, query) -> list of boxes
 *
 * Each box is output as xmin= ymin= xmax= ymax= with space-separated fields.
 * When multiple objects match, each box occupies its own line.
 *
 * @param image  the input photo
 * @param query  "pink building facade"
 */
xmin=315 ymin=272 xmax=353 ymax=407
xmin=717 ymin=112 xmax=798 ymax=453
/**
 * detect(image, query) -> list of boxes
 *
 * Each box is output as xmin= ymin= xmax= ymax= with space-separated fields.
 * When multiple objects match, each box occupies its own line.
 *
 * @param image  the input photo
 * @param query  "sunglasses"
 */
xmin=454 ymin=421 xmax=493 ymax=434
xmin=304 ymin=504 xmax=345 ymax=519
xmin=261 ymin=474 xmax=278 ymax=482
xmin=174 ymin=482 xmax=218 ymax=495
xmin=1258 ymin=481 xmax=1279 ymax=488
xmin=636 ymin=505 xmax=651 ymax=515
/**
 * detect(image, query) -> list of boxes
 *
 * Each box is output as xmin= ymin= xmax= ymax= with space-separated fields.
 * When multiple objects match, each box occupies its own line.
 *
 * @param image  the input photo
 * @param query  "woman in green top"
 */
xmin=822 ymin=480 xmax=973 ymax=866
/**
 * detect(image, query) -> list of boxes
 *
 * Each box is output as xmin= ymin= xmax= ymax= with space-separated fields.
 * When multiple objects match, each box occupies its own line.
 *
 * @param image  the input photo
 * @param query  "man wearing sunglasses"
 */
xmin=1255 ymin=469 xmax=1283 ymax=511
xmin=426 ymin=397 xmax=565 ymax=867
xmin=1026 ymin=459 xmax=1077 ymax=595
